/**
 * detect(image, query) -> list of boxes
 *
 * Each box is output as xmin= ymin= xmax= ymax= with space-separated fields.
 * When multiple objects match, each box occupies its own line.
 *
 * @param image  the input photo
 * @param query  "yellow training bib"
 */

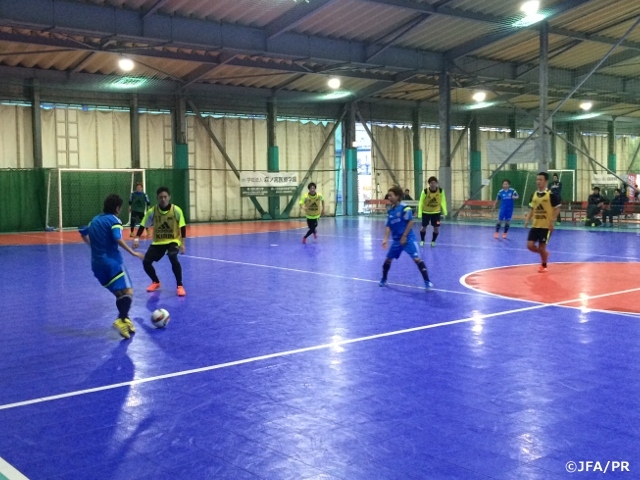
xmin=152 ymin=205 xmax=182 ymax=244
xmin=422 ymin=188 xmax=442 ymax=214
xmin=530 ymin=190 xmax=555 ymax=228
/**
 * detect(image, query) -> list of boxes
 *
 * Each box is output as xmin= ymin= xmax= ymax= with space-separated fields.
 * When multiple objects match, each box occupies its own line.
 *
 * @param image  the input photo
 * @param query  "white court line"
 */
xmin=286 ymin=230 xmax=640 ymax=261
xmin=0 ymin=456 xmax=29 ymax=480
xmin=460 ymin=263 xmax=640 ymax=319
xmin=183 ymin=254 xmax=481 ymax=298
xmin=2 ymin=285 xmax=640 ymax=412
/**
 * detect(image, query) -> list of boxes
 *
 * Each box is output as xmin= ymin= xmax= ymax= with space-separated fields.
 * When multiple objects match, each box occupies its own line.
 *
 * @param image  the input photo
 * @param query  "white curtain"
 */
xmin=188 ymin=116 xmax=335 ymax=222
xmin=140 ymin=112 xmax=173 ymax=168
xmin=0 ymin=105 xmax=33 ymax=168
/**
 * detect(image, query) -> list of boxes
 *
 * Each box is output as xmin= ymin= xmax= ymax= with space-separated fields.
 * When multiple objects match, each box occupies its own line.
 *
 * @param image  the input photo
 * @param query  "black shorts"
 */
xmin=422 ymin=214 xmax=441 ymax=228
xmin=131 ymin=211 xmax=145 ymax=227
xmin=144 ymin=243 xmax=180 ymax=263
xmin=307 ymin=218 xmax=319 ymax=230
xmin=528 ymin=228 xmax=550 ymax=244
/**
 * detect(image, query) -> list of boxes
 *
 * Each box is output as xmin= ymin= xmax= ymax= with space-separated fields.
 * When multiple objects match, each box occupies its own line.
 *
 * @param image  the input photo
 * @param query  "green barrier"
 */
xmin=0 ymin=169 xmax=48 ymax=233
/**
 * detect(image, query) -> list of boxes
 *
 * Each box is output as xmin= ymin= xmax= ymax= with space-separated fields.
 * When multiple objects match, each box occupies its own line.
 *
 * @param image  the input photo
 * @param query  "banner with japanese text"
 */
xmin=240 ymin=171 xmax=299 ymax=197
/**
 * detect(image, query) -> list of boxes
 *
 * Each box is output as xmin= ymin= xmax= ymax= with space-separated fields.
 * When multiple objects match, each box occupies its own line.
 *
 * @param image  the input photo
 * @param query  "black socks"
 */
xmin=116 ymin=295 xmax=132 ymax=319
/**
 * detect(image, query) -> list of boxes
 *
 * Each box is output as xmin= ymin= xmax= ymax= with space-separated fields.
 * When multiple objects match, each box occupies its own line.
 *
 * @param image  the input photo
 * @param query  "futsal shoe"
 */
xmin=502 ymin=233 xmax=508 ymax=239
xmin=538 ymin=266 xmax=548 ymax=273
xmin=379 ymin=279 xmax=387 ymax=287
xmin=146 ymin=282 xmax=161 ymax=292
xmin=302 ymin=237 xmax=306 ymax=244
xmin=494 ymin=232 xmax=499 ymax=239
xmin=113 ymin=319 xmax=131 ymax=340
xmin=314 ymin=233 xmax=317 ymax=239
xmin=123 ymin=318 xmax=135 ymax=333
xmin=420 ymin=241 xmax=425 ymax=247
xmin=431 ymin=241 xmax=436 ymax=247
xmin=177 ymin=286 xmax=186 ymax=297
xmin=425 ymin=281 xmax=434 ymax=291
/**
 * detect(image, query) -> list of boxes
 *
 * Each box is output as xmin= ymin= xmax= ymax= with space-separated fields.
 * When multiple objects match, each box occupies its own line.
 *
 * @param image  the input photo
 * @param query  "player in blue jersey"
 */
xmin=493 ymin=180 xmax=519 ymax=239
xmin=380 ymin=186 xmax=433 ymax=291
xmin=80 ymin=194 xmax=144 ymax=340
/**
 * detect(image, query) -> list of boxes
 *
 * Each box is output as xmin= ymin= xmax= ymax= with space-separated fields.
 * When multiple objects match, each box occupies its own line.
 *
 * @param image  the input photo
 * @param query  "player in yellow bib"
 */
xmin=300 ymin=182 xmax=324 ymax=244
xmin=524 ymin=172 xmax=561 ymax=273
xmin=418 ymin=176 xmax=448 ymax=247
xmin=133 ymin=186 xmax=187 ymax=296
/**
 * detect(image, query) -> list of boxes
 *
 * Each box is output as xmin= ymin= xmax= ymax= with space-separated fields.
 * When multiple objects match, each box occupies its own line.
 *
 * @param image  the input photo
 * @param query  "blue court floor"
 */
xmin=2 ymin=218 xmax=640 ymax=479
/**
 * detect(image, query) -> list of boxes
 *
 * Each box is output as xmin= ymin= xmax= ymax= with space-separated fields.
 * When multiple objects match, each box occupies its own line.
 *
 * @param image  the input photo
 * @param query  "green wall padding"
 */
xmin=0 ymin=169 xmax=48 ymax=233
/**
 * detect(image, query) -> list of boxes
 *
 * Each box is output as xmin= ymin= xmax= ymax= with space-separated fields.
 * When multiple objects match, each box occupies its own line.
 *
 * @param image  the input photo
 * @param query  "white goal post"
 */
xmin=46 ymin=168 xmax=146 ymax=231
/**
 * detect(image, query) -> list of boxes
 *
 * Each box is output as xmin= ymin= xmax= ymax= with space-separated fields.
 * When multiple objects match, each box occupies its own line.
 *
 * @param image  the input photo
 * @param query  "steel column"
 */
xmin=439 ymin=71 xmax=452 ymax=215
xmin=345 ymin=103 xmax=358 ymax=216
xmin=508 ymin=113 xmax=518 ymax=171
xmin=31 ymin=79 xmax=42 ymax=168
xmin=267 ymin=98 xmax=280 ymax=218
xmin=566 ymin=122 xmax=577 ymax=170
xmin=608 ymin=120 xmax=616 ymax=172
xmin=412 ymin=106 xmax=423 ymax=200
xmin=130 ymin=94 xmax=140 ymax=169
xmin=469 ymin=114 xmax=482 ymax=200
xmin=539 ymin=21 xmax=550 ymax=173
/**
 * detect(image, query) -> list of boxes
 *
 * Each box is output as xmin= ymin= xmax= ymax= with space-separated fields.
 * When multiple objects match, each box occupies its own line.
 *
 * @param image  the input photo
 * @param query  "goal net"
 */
xmin=46 ymin=168 xmax=146 ymax=230
xmin=491 ymin=169 xmax=576 ymax=207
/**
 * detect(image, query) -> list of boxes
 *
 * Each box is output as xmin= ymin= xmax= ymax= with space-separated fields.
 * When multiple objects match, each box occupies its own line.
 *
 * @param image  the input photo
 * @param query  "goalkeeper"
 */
xmin=129 ymin=182 xmax=151 ymax=237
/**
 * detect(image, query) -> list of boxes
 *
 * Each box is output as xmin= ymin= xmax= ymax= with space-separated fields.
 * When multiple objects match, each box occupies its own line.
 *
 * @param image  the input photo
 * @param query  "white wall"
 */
xmin=140 ymin=112 xmax=173 ymax=168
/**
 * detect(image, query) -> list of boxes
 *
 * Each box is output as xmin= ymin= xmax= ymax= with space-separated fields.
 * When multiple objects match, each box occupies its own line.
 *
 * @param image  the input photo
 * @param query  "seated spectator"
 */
xmin=403 ymin=189 xmax=413 ymax=201
xmin=585 ymin=187 xmax=604 ymax=226
xmin=602 ymin=188 xmax=625 ymax=227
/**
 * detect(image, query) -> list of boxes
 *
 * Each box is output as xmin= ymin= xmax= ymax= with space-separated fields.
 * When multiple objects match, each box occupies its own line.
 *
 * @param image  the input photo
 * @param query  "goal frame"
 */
xmin=46 ymin=168 xmax=146 ymax=231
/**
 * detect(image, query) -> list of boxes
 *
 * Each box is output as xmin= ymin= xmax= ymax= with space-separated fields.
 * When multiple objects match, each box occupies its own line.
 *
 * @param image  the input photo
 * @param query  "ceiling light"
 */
xmin=472 ymin=91 xmax=487 ymax=102
xmin=328 ymin=78 xmax=341 ymax=90
xmin=580 ymin=101 xmax=593 ymax=111
xmin=520 ymin=1 xmax=540 ymax=16
xmin=119 ymin=58 xmax=134 ymax=72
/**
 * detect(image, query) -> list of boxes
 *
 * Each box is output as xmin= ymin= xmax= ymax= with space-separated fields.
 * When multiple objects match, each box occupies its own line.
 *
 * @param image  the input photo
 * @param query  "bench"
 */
xmin=364 ymin=199 xmax=389 ymax=214
xmin=458 ymin=200 xmax=495 ymax=218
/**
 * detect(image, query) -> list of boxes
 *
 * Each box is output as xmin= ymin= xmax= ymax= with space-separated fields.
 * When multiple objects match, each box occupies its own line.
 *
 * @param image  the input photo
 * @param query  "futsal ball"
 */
xmin=151 ymin=308 xmax=170 ymax=328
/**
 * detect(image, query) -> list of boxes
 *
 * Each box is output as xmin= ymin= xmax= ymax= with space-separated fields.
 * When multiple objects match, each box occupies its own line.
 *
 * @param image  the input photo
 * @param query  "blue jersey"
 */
xmin=386 ymin=203 xmax=416 ymax=241
xmin=496 ymin=188 xmax=519 ymax=210
xmin=79 ymin=214 xmax=124 ymax=264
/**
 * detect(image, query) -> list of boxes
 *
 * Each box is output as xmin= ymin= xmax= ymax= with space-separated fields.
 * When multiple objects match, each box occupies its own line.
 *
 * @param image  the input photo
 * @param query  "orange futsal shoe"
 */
xmin=538 ymin=266 xmax=548 ymax=273
xmin=146 ymin=282 xmax=161 ymax=292
xmin=302 ymin=237 xmax=306 ymax=244
xmin=502 ymin=233 xmax=507 ymax=239
xmin=494 ymin=232 xmax=499 ymax=239
xmin=177 ymin=286 xmax=186 ymax=297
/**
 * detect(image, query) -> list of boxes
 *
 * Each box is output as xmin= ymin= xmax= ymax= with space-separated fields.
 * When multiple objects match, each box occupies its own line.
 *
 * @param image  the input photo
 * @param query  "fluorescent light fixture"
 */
xmin=579 ymin=101 xmax=593 ymax=111
xmin=110 ymin=77 xmax=147 ymax=89
xmin=328 ymin=78 xmax=341 ymax=89
xmin=321 ymin=91 xmax=351 ymax=100
xmin=520 ymin=1 xmax=540 ymax=16
xmin=472 ymin=91 xmax=487 ymax=102
xmin=119 ymin=58 xmax=134 ymax=72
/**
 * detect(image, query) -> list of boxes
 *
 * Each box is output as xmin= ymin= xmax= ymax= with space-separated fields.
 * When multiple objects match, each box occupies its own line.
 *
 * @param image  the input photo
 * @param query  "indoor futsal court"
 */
xmin=2 ymin=0 xmax=640 ymax=478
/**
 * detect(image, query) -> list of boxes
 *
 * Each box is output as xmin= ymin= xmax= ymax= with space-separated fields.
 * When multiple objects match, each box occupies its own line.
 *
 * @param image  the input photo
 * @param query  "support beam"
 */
xmin=71 ymin=51 xmax=97 ymax=73
xmin=366 ymin=14 xmax=431 ymax=63
xmin=444 ymin=0 xmax=594 ymax=60
xmin=412 ymin=106 xmax=423 ymax=200
xmin=130 ymin=94 xmax=140 ymax=169
xmin=538 ymin=21 xmax=550 ymax=173
xmin=265 ymin=0 xmax=339 ymax=39
xmin=141 ymin=0 xmax=172 ymax=20
xmin=355 ymin=107 xmax=400 ymax=188
xmin=31 ymin=79 xmax=42 ymax=168
xmin=608 ymin=120 xmax=616 ymax=172
xmin=186 ymin=98 xmax=269 ymax=218
xmin=575 ymin=49 xmax=640 ymax=76
xmin=438 ymin=71 xmax=452 ymax=213
xmin=267 ymin=98 xmax=280 ymax=218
